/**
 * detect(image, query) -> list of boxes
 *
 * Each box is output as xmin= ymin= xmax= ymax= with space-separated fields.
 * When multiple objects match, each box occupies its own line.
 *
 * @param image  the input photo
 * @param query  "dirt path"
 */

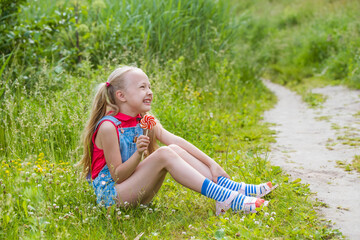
xmin=262 ymin=80 xmax=360 ymax=239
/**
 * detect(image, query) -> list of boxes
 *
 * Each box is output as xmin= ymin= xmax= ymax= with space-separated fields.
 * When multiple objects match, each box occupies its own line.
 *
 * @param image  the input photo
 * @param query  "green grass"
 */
xmin=352 ymin=155 xmax=360 ymax=173
xmin=0 ymin=0 xmax=345 ymax=239
xmin=336 ymin=128 xmax=360 ymax=147
xmin=336 ymin=155 xmax=360 ymax=173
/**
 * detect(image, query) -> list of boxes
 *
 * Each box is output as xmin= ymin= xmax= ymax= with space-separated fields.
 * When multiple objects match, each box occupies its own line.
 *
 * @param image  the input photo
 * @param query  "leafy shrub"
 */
xmin=4 ymin=0 xmax=239 ymax=88
xmin=0 ymin=0 xmax=27 ymax=55
xmin=295 ymin=33 xmax=338 ymax=67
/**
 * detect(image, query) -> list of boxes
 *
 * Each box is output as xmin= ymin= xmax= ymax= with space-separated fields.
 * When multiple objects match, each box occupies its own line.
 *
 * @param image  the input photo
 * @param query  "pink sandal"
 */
xmin=241 ymin=198 xmax=269 ymax=214
xmin=216 ymin=192 xmax=239 ymax=216
xmin=216 ymin=192 xmax=269 ymax=216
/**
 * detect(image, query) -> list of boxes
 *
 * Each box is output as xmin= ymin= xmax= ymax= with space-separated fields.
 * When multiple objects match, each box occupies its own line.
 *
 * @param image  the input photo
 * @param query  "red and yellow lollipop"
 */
xmin=140 ymin=115 xmax=156 ymax=160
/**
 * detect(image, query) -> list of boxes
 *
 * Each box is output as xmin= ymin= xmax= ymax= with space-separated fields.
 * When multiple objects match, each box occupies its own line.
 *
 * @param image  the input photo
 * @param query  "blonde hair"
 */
xmin=78 ymin=66 xmax=159 ymax=178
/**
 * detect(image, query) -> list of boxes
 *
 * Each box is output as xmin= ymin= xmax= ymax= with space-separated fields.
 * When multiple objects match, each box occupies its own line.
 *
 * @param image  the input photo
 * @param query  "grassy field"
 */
xmin=233 ymin=0 xmax=360 ymax=107
xmin=0 ymin=0 xmax=352 ymax=238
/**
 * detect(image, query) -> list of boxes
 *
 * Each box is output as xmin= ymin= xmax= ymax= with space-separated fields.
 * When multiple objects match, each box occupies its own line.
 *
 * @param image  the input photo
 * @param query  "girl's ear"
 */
xmin=116 ymin=90 xmax=126 ymax=102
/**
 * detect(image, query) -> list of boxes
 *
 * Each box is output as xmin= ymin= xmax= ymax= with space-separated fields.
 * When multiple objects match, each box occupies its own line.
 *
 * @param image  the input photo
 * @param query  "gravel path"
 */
xmin=262 ymin=79 xmax=360 ymax=239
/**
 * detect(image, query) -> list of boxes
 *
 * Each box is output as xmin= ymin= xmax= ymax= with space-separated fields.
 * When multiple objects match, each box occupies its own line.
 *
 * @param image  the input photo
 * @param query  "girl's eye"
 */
xmin=140 ymin=86 xmax=145 ymax=89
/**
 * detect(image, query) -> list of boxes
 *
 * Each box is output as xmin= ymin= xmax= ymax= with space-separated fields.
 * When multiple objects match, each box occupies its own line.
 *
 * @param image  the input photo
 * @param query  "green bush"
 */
xmin=296 ymin=33 xmax=338 ymax=66
xmin=0 ymin=0 xmax=27 ymax=55
xmin=4 ymin=0 xmax=239 ymax=87
xmin=236 ymin=0 xmax=360 ymax=89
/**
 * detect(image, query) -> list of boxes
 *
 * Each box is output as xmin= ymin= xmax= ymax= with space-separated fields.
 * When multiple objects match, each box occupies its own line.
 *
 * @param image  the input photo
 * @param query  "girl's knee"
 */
xmin=168 ymin=144 xmax=190 ymax=159
xmin=155 ymin=146 xmax=177 ymax=159
xmin=146 ymin=146 xmax=181 ymax=168
xmin=149 ymin=146 xmax=182 ymax=167
xmin=168 ymin=144 xmax=184 ymax=153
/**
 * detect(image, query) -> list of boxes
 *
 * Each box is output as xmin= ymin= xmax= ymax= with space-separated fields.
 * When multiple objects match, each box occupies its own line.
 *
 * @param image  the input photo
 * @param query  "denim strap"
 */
xmin=95 ymin=116 xmax=122 ymax=131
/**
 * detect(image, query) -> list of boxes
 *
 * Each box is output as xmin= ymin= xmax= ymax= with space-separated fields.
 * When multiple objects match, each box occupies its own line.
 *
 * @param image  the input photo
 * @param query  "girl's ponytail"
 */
xmin=78 ymin=83 xmax=109 ymax=178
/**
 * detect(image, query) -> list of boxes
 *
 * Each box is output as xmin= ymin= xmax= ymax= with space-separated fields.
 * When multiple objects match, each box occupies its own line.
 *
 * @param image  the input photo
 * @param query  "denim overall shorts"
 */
xmin=89 ymin=115 xmax=143 ymax=207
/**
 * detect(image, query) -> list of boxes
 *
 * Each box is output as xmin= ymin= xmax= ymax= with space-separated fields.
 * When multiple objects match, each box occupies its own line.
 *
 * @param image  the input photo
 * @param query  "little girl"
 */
xmin=79 ymin=66 xmax=277 ymax=215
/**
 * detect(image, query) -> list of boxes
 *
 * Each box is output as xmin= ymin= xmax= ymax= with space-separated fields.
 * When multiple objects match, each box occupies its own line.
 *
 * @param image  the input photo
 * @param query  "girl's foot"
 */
xmin=200 ymin=178 xmax=270 ymax=216
xmin=217 ymin=176 xmax=278 ymax=198
xmin=216 ymin=192 xmax=269 ymax=216
xmin=239 ymin=182 xmax=278 ymax=198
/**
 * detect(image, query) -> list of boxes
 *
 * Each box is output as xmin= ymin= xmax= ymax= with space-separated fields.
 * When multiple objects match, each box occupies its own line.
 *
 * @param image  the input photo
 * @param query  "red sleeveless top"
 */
xmin=91 ymin=112 xmax=142 ymax=179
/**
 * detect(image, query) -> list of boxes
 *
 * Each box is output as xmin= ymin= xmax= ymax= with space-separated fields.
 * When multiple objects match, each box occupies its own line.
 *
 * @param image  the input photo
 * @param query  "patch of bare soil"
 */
xmin=263 ymin=80 xmax=360 ymax=239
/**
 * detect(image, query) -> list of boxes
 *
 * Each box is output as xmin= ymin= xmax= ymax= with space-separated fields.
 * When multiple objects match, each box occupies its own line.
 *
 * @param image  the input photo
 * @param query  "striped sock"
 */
xmin=231 ymin=193 xmax=247 ymax=211
xmin=217 ymin=176 xmax=271 ymax=197
xmin=201 ymin=178 xmax=262 ymax=212
xmin=217 ymin=176 xmax=242 ymax=191
xmin=201 ymin=178 xmax=232 ymax=202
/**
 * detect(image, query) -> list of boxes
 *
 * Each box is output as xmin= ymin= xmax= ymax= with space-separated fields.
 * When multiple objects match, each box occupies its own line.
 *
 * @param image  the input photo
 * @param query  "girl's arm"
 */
xmin=96 ymin=122 xmax=149 ymax=184
xmin=154 ymin=124 xmax=230 ymax=181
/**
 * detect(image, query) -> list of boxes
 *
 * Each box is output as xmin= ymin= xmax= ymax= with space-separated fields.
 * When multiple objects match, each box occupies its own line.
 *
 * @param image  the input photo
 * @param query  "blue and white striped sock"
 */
xmin=230 ymin=193 xmax=247 ymax=211
xmin=201 ymin=178 xmax=232 ymax=202
xmin=217 ymin=176 xmax=242 ymax=191
xmin=201 ymin=178 xmax=258 ymax=212
xmin=217 ymin=176 xmax=269 ymax=197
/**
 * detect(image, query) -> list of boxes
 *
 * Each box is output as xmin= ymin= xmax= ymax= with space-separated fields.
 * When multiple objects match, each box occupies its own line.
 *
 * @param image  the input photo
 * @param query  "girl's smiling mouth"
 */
xmin=144 ymin=99 xmax=152 ymax=105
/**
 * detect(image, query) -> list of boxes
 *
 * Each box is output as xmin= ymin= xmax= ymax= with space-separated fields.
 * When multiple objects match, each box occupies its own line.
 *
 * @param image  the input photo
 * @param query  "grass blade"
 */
xmin=0 ymin=52 xmax=13 ymax=98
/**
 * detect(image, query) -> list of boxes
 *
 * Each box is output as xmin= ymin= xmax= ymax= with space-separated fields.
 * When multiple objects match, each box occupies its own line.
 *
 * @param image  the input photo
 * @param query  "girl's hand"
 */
xmin=210 ymin=163 xmax=230 ymax=183
xmin=136 ymin=135 xmax=150 ymax=154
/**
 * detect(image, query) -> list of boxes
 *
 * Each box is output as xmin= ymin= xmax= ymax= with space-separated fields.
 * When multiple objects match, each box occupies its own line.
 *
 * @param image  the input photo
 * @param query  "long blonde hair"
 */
xmin=78 ymin=66 xmax=159 ymax=178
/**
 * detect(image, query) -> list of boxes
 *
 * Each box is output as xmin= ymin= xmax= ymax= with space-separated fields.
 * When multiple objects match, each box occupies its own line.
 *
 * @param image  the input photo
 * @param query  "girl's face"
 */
xmin=121 ymin=69 xmax=153 ymax=114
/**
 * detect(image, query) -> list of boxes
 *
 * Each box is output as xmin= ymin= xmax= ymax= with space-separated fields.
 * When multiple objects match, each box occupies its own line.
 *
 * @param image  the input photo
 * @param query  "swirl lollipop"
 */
xmin=140 ymin=115 xmax=156 ymax=160
xmin=140 ymin=115 xmax=156 ymax=132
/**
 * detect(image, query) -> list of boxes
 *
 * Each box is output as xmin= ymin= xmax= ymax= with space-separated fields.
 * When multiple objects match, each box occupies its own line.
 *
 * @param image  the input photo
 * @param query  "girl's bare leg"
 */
xmin=167 ymin=144 xmax=212 ymax=179
xmin=115 ymin=146 xmax=207 ymax=206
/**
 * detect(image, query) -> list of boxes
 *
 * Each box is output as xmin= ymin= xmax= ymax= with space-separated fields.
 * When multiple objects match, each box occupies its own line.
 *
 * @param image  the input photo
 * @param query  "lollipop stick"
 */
xmin=141 ymin=129 xmax=149 ymax=161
